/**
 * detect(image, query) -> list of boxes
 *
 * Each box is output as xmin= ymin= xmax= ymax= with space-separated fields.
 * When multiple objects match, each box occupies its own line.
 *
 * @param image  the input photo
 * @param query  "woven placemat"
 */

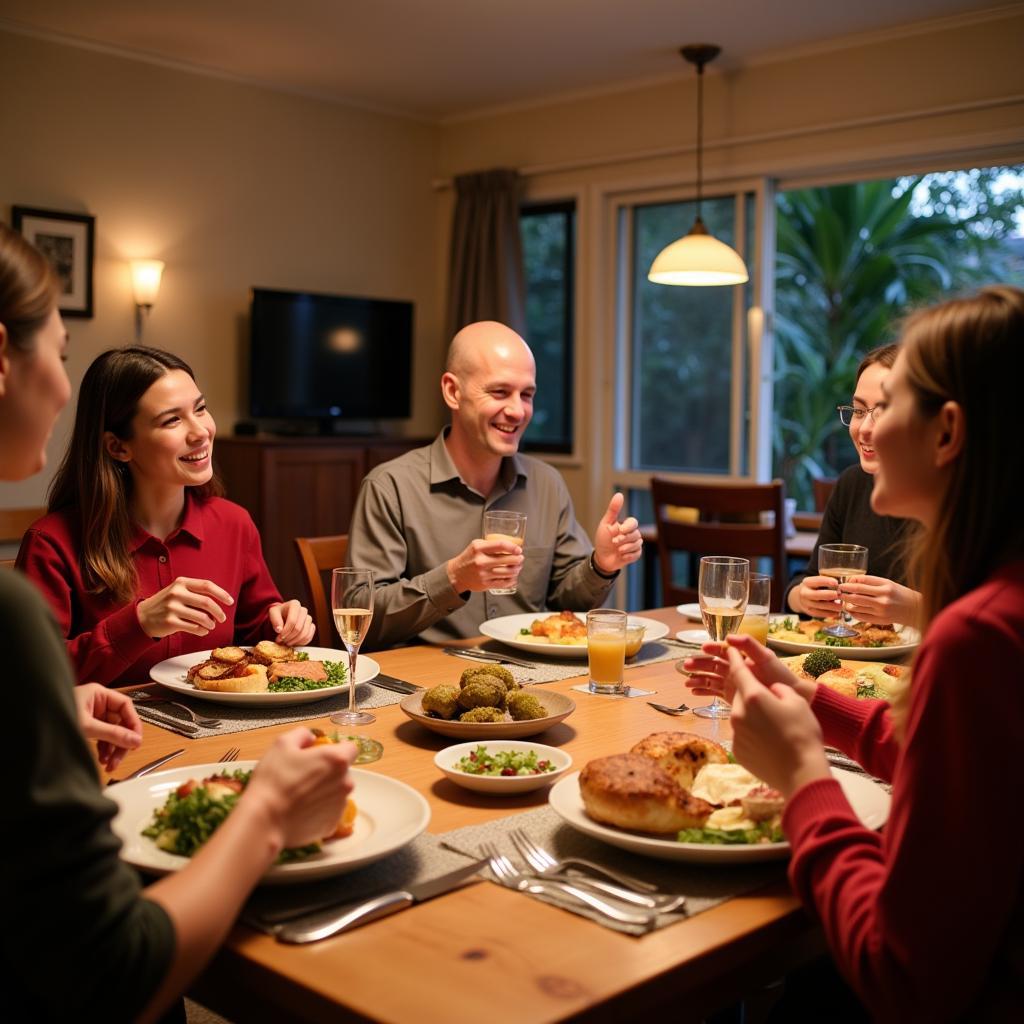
xmin=135 ymin=681 xmax=408 ymax=739
xmin=439 ymin=804 xmax=783 ymax=936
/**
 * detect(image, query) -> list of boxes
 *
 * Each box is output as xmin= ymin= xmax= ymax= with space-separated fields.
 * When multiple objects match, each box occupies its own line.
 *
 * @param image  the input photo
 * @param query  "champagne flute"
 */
xmin=818 ymin=544 xmax=868 ymax=638
xmin=694 ymin=556 xmax=749 ymax=720
xmin=329 ymin=568 xmax=375 ymax=726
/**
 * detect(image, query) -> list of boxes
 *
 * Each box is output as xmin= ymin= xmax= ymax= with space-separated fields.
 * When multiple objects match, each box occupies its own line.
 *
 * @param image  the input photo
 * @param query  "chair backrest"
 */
xmin=0 ymin=506 xmax=46 ymax=546
xmin=293 ymin=535 xmax=349 ymax=645
xmin=812 ymin=477 xmax=838 ymax=514
xmin=649 ymin=477 xmax=787 ymax=610
xmin=0 ymin=559 xmax=16 ymax=572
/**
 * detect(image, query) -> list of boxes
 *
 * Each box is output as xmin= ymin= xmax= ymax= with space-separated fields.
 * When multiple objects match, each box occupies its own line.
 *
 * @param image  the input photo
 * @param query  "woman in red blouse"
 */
xmin=685 ymin=286 xmax=1024 ymax=1021
xmin=18 ymin=345 xmax=316 ymax=686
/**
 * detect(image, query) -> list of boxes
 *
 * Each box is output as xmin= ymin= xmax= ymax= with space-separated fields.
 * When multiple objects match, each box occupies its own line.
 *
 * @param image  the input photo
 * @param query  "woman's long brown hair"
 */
xmin=47 ymin=346 xmax=223 ymax=602
xmin=900 ymin=286 xmax=1024 ymax=629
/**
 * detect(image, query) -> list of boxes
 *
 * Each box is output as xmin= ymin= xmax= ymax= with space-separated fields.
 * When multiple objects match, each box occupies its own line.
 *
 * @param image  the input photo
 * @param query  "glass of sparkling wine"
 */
xmin=694 ymin=556 xmax=749 ymax=720
xmin=818 ymin=544 xmax=868 ymax=638
xmin=482 ymin=509 xmax=527 ymax=595
xmin=329 ymin=567 xmax=375 ymax=726
xmin=736 ymin=572 xmax=771 ymax=646
xmin=586 ymin=608 xmax=627 ymax=694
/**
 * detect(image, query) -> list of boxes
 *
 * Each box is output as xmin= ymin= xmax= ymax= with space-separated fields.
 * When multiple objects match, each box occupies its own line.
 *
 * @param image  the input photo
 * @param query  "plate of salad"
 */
xmin=434 ymin=741 xmax=572 ymax=793
xmin=766 ymin=616 xmax=920 ymax=660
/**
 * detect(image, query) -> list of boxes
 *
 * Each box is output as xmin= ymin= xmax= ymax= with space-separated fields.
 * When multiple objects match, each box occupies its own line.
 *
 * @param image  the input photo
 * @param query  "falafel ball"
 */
xmin=421 ymin=683 xmax=460 ymax=720
xmin=506 ymin=690 xmax=546 ymax=721
xmin=457 ymin=677 xmax=505 ymax=710
xmin=459 ymin=664 xmax=517 ymax=693
xmin=459 ymin=706 xmax=506 ymax=723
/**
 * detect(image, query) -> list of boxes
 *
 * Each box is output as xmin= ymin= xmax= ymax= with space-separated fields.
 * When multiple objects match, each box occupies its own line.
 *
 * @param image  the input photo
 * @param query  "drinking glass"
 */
xmin=329 ymin=567 xmax=375 ymax=726
xmin=736 ymin=572 xmax=771 ymax=645
xmin=694 ymin=556 xmax=749 ymax=720
xmin=586 ymin=609 xmax=627 ymax=694
xmin=482 ymin=509 xmax=527 ymax=595
xmin=818 ymin=544 xmax=868 ymax=638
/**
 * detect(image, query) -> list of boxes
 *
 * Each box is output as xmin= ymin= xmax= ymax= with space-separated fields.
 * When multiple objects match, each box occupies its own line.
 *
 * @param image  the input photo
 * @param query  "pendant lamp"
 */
xmin=648 ymin=45 xmax=749 ymax=287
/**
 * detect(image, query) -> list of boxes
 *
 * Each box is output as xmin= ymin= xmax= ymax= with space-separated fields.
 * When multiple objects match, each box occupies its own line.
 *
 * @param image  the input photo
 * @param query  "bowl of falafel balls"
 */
xmin=399 ymin=665 xmax=576 ymax=739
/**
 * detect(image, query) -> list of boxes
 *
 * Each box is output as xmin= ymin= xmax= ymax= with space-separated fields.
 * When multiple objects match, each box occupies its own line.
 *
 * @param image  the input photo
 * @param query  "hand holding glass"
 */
xmin=818 ymin=544 xmax=868 ymax=638
xmin=329 ymin=568 xmax=375 ymax=726
xmin=482 ymin=510 xmax=527 ymax=595
xmin=587 ymin=609 xmax=627 ymax=694
xmin=694 ymin=556 xmax=749 ymax=720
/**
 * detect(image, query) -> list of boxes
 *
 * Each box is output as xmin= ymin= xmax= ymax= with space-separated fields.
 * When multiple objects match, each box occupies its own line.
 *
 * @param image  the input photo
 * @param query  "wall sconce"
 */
xmin=130 ymin=259 xmax=164 ymax=341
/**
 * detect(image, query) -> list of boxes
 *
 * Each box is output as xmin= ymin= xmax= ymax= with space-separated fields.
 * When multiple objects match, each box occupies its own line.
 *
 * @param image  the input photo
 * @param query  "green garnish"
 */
xmin=268 ymin=660 xmax=346 ymax=691
xmin=453 ymin=744 xmax=556 ymax=777
xmin=769 ymin=617 xmax=796 ymax=634
xmin=677 ymin=822 xmax=784 ymax=845
xmin=802 ymin=649 xmax=842 ymax=678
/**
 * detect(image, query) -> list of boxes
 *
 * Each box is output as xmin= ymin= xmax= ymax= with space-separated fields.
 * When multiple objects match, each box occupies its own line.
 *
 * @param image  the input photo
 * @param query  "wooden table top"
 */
xmin=110 ymin=608 xmax=823 ymax=1024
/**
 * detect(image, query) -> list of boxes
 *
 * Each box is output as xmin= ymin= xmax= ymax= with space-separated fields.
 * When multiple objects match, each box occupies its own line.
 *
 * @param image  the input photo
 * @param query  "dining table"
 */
xmin=106 ymin=606 xmax=831 ymax=1024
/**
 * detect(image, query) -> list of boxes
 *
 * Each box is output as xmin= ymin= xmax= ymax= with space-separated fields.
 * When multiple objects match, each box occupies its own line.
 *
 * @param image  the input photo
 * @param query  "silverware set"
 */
xmin=133 ymin=693 xmax=223 ymax=729
xmin=441 ymin=647 xmax=538 ymax=669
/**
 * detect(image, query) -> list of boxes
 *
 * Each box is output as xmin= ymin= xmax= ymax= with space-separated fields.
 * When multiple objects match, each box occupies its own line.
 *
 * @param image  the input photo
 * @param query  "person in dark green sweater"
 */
xmin=0 ymin=224 xmax=357 ymax=1022
xmin=785 ymin=344 xmax=922 ymax=627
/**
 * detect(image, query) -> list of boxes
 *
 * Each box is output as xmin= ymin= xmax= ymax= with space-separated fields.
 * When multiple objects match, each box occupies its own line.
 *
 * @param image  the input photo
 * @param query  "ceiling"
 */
xmin=0 ymin=0 xmax=1008 ymax=120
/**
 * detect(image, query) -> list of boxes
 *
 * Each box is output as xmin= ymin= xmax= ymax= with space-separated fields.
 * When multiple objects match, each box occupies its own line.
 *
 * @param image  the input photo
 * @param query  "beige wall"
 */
xmin=0 ymin=29 xmax=445 ymax=512
xmin=436 ymin=9 xmax=1024 ymax=528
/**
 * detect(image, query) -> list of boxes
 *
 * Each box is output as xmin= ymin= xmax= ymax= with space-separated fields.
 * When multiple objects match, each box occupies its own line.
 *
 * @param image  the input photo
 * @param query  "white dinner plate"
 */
xmin=110 ymin=763 xmax=430 ymax=884
xmin=548 ymin=767 xmax=890 ymax=864
xmin=676 ymin=629 xmax=711 ymax=645
xmin=766 ymin=619 xmax=921 ymax=660
xmin=478 ymin=613 xmax=670 ymax=660
xmin=149 ymin=647 xmax=380 ymax=705
xmin=675 ymin=603 xmax=703 ymax=621
xmin=434 ymin=741 xmax=573 ymax=794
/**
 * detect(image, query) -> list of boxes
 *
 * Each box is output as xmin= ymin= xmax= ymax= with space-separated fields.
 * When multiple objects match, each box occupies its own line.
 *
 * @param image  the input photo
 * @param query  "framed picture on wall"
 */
xmin=12 ymin=206 xmax=95 ymax=318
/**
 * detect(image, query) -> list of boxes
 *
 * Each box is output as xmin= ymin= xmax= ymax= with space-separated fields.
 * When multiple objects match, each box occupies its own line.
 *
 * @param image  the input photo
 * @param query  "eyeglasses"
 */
xmin=837 ymin=405 xmax=885 ymax=426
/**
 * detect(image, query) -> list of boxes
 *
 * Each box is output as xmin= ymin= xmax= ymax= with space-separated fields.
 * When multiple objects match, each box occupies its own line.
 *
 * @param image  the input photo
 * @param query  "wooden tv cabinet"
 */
xmin=214 ymin=435 xmax=429 ymax=600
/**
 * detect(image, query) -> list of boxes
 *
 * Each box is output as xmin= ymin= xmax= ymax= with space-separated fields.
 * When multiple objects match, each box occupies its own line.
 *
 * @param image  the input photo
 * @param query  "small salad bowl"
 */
xmin=434 ymin=740 xmax=572 ymax=794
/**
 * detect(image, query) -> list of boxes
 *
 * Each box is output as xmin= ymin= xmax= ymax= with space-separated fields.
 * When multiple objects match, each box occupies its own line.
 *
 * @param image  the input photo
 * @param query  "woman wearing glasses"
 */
xmin=785 ymin=344 xmax=921 ymax=626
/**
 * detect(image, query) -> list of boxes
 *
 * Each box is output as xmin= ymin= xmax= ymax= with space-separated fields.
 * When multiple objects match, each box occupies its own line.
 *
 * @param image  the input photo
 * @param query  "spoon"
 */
xmin=647 ymin=701 xmax=691 ymax=716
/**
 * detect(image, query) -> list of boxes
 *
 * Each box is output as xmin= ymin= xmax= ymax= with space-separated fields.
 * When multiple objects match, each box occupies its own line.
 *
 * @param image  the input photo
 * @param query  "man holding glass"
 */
xmin=348 ymin=321 xmax=643 ymax=649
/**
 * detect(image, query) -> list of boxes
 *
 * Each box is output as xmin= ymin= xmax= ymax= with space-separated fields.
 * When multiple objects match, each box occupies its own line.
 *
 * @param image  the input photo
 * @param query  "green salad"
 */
xmin=453 ymin=744 xmax=556 ymax=777
xmin=268 ymin=659 xmax=346 ymax=692
xmin=678 ymin=821 xmax=785 ymax=845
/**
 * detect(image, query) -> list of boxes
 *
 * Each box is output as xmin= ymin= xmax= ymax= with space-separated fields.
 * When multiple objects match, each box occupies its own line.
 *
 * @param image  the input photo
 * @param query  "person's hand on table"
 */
xmin=269 ymin=600 xmax=316 ymax=646
xmin=838 ymin=575 xmax=920 ymax=627
xmin=247 ymin=728 xmax=357 ymax=848
xmin=136 ymin=577 xmax=234 ymax=639
xmin=681 ymin=633 xmax=816 ymax=704
xmin=793 ymin=575 xmax=844 ymax=618
xmin=592 ymin=492 xmax=643 ymax=574
xmin=447 ymin=537 xmax=525 ymax=594
xmin=728 ymin=647 xmax=831 ymax=799
xmin=73 ymin=682 xmax=143 ymax=772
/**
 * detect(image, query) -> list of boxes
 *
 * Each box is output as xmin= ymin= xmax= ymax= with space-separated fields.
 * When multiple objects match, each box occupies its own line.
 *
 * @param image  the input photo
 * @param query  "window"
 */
xmin=520 ymin=201 xmax=575 ymax=453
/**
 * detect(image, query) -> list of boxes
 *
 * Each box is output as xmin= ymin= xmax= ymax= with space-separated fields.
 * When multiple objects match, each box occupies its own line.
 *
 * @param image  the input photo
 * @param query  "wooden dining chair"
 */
xmin=812 ymin=476 xmax=838 ymax=514
xmin=0 ymin=505 xmax=46 ymax=546
xmin=649 ymin=477 xmax=787 ymax=611
xmin=294 ymin=534 xmax=349 ymax=645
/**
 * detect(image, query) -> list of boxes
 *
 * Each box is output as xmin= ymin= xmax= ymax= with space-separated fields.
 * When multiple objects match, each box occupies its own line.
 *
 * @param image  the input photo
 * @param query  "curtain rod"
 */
xmin=431 ymin=92 xmax=1024 ymax=190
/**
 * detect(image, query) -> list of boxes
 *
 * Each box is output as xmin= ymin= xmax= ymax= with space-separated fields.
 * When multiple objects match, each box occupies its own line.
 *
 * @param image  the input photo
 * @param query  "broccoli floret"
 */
xmin=802 ymin=650 xmax=843 ymax=678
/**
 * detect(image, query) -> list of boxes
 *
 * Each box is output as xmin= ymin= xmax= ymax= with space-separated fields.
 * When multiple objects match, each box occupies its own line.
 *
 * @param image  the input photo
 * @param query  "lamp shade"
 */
xmin=648 ymin=221 xmax=748 ymax=287
xmin=130 ymin=260 xmax=164 ymax=306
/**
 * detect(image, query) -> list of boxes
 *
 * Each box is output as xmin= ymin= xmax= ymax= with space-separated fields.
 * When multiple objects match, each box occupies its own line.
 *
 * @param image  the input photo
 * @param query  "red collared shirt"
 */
xmin=17 ymin=495 xmax=283 ymax=687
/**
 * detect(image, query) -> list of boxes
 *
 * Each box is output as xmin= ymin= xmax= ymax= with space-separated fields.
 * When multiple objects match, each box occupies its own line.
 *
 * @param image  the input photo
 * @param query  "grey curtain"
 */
xmin=445 ymin=168 xmax=527 ymax=339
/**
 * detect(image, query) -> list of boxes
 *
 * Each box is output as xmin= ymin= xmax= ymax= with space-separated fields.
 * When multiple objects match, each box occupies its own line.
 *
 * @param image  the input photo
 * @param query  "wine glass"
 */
xmin=329 ymin=567 xmax=375 ymax=726
xmin=818 ymin=544 xmax=868 ymax=638
xmin=694 ymin=556 xmax=749 ymax=720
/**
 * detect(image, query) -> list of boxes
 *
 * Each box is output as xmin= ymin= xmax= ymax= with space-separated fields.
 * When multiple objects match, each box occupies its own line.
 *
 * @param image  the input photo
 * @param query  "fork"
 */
xmin=647 ymin=701 xmax=692 ymax=716
xmin=218 ymin=747 xmax=240 ymax=763
xmin=133 ymin=695 xmax=222 ymax=728
xmin=509 ymin=830 xmax=683 ymax=912
xmin=480 ymin=843 xmax=655 ymax=929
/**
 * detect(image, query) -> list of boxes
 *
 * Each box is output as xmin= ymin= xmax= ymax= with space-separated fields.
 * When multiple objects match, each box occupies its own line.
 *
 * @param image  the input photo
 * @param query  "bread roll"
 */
xmin=252 ymin=641 xmax=295 ymax=664
xmin=194 ymin=663 xmax=269 ymax=692
xmin=629 ymin=731 xmax=729 ymax=790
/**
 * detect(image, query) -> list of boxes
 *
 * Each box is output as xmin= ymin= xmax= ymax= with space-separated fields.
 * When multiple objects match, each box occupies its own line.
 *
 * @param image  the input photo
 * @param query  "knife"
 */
xmin=370 ymin=673 xmax=421 ymax=695
xmin=135 ymin=705 xmax=200 ymax=735
xmin=442 ymin=647 xmax=537 ymax=669
xmin=107 ymin=748 xmax=186 ymax=785
xmin=275 ymin=857 xmax=489 ymax=944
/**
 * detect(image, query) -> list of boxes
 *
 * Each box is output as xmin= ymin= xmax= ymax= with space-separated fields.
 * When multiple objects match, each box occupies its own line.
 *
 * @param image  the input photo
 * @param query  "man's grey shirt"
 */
xmin=347 ymin=431 xmax=616 ymax=649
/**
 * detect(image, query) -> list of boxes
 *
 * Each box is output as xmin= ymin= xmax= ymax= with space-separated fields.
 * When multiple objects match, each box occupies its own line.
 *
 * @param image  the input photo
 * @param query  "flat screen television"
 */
xmin=249 ymin=287 xmax=413 ymax=425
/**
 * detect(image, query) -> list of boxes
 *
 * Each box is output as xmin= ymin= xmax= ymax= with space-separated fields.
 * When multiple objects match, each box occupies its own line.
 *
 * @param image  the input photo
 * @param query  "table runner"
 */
xmin=134 ymin=680 xmax=410 ymax=739
xmin=439 ymin=804 xmax=783 ymax=936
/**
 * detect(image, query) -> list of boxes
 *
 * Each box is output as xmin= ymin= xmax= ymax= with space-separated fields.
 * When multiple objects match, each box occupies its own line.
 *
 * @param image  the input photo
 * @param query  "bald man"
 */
xmin=347 ymin=321 xmax=643 ymax=649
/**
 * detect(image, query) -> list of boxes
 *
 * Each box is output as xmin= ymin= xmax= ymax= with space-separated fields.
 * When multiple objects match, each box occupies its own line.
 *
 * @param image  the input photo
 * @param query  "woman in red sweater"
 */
xmin=18 ymin=345 xmax=316 ymax=686
xmin=685 ymin=285 xmax=1024 ymax=1021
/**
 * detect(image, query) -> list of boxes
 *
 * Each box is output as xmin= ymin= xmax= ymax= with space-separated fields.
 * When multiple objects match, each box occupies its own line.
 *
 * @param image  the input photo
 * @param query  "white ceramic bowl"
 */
xmin=434 ymin=740 xmax=572 ymax=794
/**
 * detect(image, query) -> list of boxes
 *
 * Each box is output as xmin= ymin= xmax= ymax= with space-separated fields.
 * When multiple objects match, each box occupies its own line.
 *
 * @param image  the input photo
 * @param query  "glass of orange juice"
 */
xmin=482 ymin=509 xmax=527 ymax=595
xmin=737 ymin=572 xmax=771 ymax=645
xmin=587 ymin=609 xmax=627 ymax=694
